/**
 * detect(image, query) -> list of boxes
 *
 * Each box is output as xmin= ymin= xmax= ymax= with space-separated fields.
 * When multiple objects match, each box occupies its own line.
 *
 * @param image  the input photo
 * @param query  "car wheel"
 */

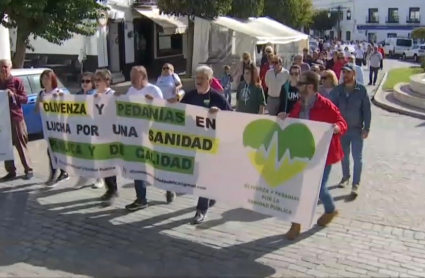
xmin=414 ymin=54 xmax=418 ymax=62
xmin=402 ymin=53 xmax=406 ymax=60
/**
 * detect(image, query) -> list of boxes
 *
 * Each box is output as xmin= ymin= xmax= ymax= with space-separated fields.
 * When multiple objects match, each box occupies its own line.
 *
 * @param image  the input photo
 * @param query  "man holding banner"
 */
xmin=278 ymin=71 xmax=347 ymax=240
xmin=0 ymin=59 xmax=33 ymax=180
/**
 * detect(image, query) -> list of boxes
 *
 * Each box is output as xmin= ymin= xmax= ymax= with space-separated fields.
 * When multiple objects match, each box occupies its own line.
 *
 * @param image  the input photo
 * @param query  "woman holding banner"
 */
xmin=74 ymin=72 xmax=105 ymax=189
xmin=35 ymin=69 xmax=70 ymax=187
xmin=92 ymin=69 xmax=118 ymax=205
xmin=119 ymin=66 xmax=177 ymax=211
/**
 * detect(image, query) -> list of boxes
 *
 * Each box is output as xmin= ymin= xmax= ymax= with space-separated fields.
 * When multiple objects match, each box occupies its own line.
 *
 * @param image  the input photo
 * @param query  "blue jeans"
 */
xmin=341 ymin=128 xmax=364 ymax=185
xmin=134 ymin=180 xmax=147 ymax=202
xmin=320 ymin=165 xmax=335 ymax=214
xmin=224 ymin=89 xmax=231 ymax=105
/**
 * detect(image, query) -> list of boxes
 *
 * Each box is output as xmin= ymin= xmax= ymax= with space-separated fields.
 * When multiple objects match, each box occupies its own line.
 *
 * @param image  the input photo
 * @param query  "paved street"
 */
xmin=1 ymin=59 xmax=425 ymax=277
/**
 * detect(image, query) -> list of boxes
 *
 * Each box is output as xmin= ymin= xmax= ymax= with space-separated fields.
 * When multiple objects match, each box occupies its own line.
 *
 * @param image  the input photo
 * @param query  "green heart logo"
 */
xmin=243 ymin=119 xmax=315 ymax=188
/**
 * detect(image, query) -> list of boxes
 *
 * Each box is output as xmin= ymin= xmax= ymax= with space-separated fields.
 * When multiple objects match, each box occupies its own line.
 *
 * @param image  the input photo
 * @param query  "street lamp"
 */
xmin=347 ymin=9 xmax=351 ymax=20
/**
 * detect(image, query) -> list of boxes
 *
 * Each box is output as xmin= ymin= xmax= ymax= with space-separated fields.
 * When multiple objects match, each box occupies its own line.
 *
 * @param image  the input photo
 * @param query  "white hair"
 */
xmin=0 ymin=59 xmax=12 ymax=66
xmin=195 ymin=65 xmax=213 ymax=80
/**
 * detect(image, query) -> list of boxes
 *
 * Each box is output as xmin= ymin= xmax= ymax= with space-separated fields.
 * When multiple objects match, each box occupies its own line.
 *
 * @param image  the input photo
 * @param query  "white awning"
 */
xmin=134 ymin=8 xmax=188 ymax=35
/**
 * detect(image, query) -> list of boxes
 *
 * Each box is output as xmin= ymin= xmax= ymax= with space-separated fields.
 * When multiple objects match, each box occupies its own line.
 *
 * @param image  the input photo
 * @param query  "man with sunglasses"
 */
xmin=278 ymin=71 xmax=347 ymax=240
xmin=329 ymin=64 xmax=371 ymax=198
xmin=264 ymin=56 xmax=289 ymax=115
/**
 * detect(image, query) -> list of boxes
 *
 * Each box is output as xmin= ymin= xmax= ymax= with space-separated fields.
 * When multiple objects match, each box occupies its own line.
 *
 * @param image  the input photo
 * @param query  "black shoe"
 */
xmin=125 ymin=199 xmax=148 ymax=211
xmin=1 ymin=172 xmax=16 ymax=181
xmin=208 ymin=200 xmax=216 ymax=207
xmin=55 ymin=172 xmax=69 ymax=183
xmin=165 ymin=191 xmax=175 ymax=203
xmin=23 ymin=172 xmax=33 ymax=180
xmin=100 ymin=191 xmax=118 ymax=202
xmin=191 ymin=211 xmax=205 ymax=225
xmin=367 ymin=83 xmax=372 ymax=86
xmin=338 ymin=176 xmax=350 ymax=188
xmin=373 ymin=83 xmax=376 ymax=86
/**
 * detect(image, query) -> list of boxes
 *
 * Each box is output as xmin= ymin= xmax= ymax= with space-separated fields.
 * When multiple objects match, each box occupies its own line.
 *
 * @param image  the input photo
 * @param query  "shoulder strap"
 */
xmin=39 ymin=90 xmax=44 ymax=97
xmin=284 ymin=81 xmax=290 ymax=112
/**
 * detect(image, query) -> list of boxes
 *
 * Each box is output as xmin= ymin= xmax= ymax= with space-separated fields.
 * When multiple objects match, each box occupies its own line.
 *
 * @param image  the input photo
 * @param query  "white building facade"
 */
xmin=311 ymin=0 xmax=425 ymax=42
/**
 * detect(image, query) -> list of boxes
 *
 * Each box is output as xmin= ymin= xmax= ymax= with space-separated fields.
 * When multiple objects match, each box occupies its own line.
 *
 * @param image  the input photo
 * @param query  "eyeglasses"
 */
xmin=94 ymin=78 xmax=104 ymax=82
xmin=265 ymin=50 xmax=272 ymax=53
xmin=163 ymin=67 xmax=169 ymax=70
xmin=296 ymin=81 xmax=308 ymax=86
xmin=290 ymin=72 xmax=299 ymax=76
xmin=321 ymin=77 xmax=328 ymax=80
xmin=81 ymin=79 xmax=91 ymax=84
xmin=272 ymin=61 xmax=279 ymax=65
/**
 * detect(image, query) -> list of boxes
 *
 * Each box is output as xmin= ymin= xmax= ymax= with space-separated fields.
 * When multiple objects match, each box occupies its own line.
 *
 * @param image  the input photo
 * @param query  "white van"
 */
xmin=383 ymin=38 xmax=413 ymax=57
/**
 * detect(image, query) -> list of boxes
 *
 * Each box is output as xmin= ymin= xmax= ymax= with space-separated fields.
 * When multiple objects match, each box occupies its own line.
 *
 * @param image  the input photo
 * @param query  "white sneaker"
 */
xmin=75 ymin=176 xmax=89 ymax=189
xmin=92 ymin=179 xmax=104 ymax=189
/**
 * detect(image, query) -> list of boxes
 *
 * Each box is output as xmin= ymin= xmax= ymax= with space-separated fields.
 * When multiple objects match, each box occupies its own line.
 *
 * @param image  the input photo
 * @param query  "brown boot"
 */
xmin=317 ymin=210 xmax=339 ymax=227
xmin=285 ymin=223 xmax=301 ymax=240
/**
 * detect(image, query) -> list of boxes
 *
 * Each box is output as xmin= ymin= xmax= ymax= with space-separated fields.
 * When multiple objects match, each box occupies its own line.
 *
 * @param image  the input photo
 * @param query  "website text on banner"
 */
xmin=41 ymin=95 xmax=334 ymax=227
xmin=40 ymin=95 xmax=119 ymax=177
xmin=0 ymin=92 xmax=14 ymax=161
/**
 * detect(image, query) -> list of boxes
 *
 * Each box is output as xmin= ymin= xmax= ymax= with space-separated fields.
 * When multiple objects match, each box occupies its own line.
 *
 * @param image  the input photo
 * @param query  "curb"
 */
xmin=371 ymin=72 xmax=425 ymax=120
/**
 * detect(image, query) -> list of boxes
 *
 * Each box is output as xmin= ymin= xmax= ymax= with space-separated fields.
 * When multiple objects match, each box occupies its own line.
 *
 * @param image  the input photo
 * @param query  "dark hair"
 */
xmin=81 ymin=72 xmax=95 ymax=90
xmin=40 ymin=69 xmax=58 ymax=89
xmin=289 ymin=65 xmax=301 ymax=73
xmin=302 ymin=71 xmax=320 ymax=91
xmin=244 ymin=65 xmax=261 ymax=87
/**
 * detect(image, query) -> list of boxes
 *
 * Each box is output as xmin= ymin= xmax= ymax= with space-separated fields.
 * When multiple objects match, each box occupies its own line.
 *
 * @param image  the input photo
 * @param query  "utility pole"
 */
xmin=328 ymin=6 xmax=351 ymax=40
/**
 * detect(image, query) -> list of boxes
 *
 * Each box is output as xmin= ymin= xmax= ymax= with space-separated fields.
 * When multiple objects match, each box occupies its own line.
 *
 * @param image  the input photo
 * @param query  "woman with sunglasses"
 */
xmin=277 ymin=65 xmax=301 ymax=114
xmin=155 ymin=63 xmax=184 ymax=100
xmin=34 ymin=69 xmax=69 ymax=186
xmin=319 ymin=70 xmax=338 ymax=98
xmin=74 ymin=72 xmax=105 ymax=189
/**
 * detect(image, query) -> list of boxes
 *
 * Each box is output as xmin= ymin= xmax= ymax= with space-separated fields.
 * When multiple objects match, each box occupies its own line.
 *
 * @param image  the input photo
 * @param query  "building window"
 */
xmin=346 ymin=31 xmax=351 ymax=41
xmin=329 ymin=30 xmax=334 ymax=39
xmin=387 ymin=8 xmax=399 ymax=23
xmin=367 ymin=33 xmax=377 ymax=43
xmin=156 ymin=31 xmax=183 ymax=57
xmin=408 ymin=7 xmax=420 ymax=23
xmin=368 ymin=8 xmax=379 ymax=23
xmin=387 ymin=33 xmax=397 ymax=38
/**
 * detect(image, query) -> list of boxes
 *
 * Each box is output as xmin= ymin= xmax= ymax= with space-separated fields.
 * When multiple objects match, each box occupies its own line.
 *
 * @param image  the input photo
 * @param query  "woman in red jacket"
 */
xmin=278 ymin=71 xmax=347 ymax=240
xmin=332 ymin=51 xmax=347 ymax=80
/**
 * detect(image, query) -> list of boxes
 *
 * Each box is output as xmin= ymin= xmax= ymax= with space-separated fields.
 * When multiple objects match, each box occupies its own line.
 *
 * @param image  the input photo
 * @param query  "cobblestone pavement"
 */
xmin=1 ymin=59 xmax=425 ymax=277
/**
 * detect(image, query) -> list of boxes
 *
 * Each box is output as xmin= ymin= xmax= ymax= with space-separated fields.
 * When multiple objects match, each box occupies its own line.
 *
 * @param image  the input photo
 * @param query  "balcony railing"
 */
xmin=366 ymin=16 xmax=379 ymax=23
xmin=133 ymin=0 xmax=157 ymax=6
xmin=385 ymin=16 xmax=399 ymax=23
xmin=406 ymin=15 xmax=421 ymax=23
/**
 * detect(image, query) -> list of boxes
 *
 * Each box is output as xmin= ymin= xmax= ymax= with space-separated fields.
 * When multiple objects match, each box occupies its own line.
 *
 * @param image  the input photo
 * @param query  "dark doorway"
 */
xmin=117 ymin=22 xmax=128 ymax=79
xmin=133 ymin=18 xmax=154 ymax=72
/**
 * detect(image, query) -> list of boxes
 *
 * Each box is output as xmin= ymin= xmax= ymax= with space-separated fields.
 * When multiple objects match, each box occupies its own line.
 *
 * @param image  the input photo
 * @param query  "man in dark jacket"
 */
xmin=278 ymin=65 xmax=300 ymax=114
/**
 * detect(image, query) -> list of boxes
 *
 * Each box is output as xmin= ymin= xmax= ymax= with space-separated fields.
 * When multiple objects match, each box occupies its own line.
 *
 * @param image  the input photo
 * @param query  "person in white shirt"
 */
xmin=354 ymin=44 xmax=364 ymax=67
xmin=122 ymin=66 xmax=176 ymax=212
xmin=265 ymin=56 xmax=289 ymax=115
xmin=155 ymin=63 xmax=183 ymax=100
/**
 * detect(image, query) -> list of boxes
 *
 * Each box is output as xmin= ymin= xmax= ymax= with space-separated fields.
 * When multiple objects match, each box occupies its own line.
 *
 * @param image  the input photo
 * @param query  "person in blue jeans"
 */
xmin=329 ymin=64 xmax=371 ymax=198
xmin=173 ymin=65 xmax=232 ymax=224
xmin=220 ymin=65 xmax=233 ymax=105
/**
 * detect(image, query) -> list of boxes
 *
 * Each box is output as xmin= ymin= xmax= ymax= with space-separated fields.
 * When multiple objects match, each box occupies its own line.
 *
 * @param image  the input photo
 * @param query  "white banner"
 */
xmin=0 ymin=92 xmax=14 ymax=161
xmin=41 ymin=95 xmax=334 ymax=227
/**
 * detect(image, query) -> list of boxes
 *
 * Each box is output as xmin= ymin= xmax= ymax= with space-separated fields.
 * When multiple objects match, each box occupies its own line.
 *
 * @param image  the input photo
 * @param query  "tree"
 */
xmin=228 ymin=0 xmax=264 ymax=18
xmin=157 ymin=0 xmax=233 ymax=77
xmin=412 ymin=27 xmax=425 ymax=39
xmin=0 ymin=0 xmax=104 ymax=68
xmin=263 ymin=0 xmax=314 ymax=29
xmin=310 ymin=10 xmax=339 ymax=34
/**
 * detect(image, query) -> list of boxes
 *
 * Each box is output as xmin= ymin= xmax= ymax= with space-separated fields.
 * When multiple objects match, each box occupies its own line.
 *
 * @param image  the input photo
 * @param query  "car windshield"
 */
xmin=27 ymin=74 xmax=65 ymax=93
xmin=412 ymin=45 xmax=419 ymax=49
xmin=396 ymin=39 xmax=413 ymax=47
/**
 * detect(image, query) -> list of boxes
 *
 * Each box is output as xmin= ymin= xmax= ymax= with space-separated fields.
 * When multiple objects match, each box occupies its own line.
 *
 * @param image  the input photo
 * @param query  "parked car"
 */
xmin=402 ymin=44 xmax=425 ymax=62
xmin=12 ymin=68 xmax=70 ymax=135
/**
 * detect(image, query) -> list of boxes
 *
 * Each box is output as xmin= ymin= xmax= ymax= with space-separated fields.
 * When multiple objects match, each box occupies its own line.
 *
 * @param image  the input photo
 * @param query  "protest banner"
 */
xmin=40 ymin=95 xmax=119 ymax=177
xmin=0 ymin=92 xmax=14 ymax=161
xmin=41 ymin=95 xmax=334 ymax=227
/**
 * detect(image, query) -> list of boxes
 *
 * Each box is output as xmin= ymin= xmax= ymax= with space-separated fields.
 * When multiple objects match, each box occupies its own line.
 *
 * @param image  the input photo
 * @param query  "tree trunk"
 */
xmin=185 ymin=19 xmax=194 ymax=77
xmin=12 ymin=28 xmax=28 ymax=68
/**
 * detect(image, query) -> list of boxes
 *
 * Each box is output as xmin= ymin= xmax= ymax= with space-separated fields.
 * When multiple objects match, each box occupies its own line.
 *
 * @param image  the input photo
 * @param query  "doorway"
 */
xmin=108 ymin=22 xmax=121 ymax=73
xmin=133 ymin=18 xmax=154 ymax=71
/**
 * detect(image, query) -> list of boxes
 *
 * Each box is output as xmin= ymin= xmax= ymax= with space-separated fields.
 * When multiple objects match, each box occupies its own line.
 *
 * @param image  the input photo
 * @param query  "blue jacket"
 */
xmin=329 ymin=82 xmax=371 ymax=131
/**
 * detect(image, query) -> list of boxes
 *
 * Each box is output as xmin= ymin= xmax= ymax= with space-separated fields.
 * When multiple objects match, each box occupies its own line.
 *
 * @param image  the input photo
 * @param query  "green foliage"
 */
xmin=412 ymin=27 xmax=425 ymax=40
xmin=263 ymin=0 xmax=314 ymax=29
xmin=157 ymin=0 xmax=233 ymax=19
xmin=310 ymin=10 xmax=339 ymax=32
xmin=228 ymin=0 xmax=264 ymax=18
xmin=0 ymin=0 xmax=104 ymax=67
